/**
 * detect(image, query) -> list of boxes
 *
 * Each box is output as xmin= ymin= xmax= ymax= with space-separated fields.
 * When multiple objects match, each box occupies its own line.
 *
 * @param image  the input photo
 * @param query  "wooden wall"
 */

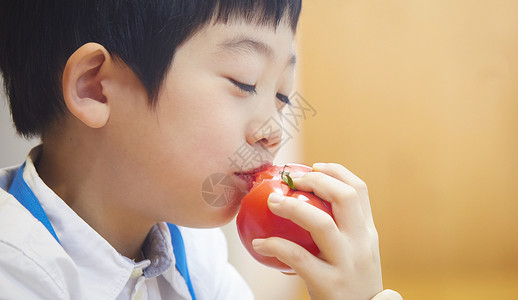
xmin=296 ymin=1 xmax=518 ymax=298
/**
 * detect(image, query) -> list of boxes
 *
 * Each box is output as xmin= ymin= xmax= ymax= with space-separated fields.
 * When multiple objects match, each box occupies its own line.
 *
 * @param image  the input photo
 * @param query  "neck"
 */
xmin=37 ymin=132 xmax=154 ymax=261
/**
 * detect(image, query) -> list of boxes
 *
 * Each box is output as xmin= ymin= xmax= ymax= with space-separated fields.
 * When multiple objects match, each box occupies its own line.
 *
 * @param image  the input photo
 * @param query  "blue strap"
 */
xmin=8 ymin=163 xmax=61 ymax=243
xmin=167 ymin=223 xmax=197 ymax=300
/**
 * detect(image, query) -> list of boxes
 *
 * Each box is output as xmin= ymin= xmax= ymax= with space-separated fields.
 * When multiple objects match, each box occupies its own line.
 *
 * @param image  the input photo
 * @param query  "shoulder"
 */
xmin=0 ymin=164 xmax=20 ymax=191
xmin=0 ymin=187 xmax=83 ymax=299
xmin=0 ymin=186 xmax=46 ymax=245
xmin=0 ymin=164 xmax=59 ymax=251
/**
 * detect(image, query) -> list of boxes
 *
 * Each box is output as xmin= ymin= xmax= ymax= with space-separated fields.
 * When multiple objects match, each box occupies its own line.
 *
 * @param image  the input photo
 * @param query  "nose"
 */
xmin=246 ymin=113 xmax=284 ymax=154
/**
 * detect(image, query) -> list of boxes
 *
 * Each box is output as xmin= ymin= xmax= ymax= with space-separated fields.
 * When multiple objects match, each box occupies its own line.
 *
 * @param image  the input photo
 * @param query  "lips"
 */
xmin=234 ymin=162 xmax=273 ymax=192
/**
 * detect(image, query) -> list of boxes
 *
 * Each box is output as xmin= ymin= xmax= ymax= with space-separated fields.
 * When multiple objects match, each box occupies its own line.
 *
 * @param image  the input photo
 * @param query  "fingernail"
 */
xmin=252 ymin=238 xmax=266 ymax=249
xmin=288 ymin=171 xmax=305 ymax=178
xmin=312 ymin=163 xmax=326 ymax=170
xmin=269 ymin=193 xmax=285 ymax=203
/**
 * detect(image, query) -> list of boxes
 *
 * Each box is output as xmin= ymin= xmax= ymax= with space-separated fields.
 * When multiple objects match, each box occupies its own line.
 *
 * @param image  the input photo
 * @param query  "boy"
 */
xmin=0 ymin=0 xmax=401 ymax=299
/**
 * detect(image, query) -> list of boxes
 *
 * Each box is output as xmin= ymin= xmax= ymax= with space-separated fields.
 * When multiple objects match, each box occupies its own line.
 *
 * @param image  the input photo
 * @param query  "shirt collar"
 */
xmin=22 ymin=146 xmax=174 ymax=296
xmin=142 ymin=223 xmax=174 ymax=278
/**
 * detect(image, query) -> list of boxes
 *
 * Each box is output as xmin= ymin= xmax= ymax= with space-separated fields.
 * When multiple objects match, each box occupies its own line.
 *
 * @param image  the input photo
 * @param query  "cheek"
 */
xmin=159 ymin=89 xmax=245 ymax=165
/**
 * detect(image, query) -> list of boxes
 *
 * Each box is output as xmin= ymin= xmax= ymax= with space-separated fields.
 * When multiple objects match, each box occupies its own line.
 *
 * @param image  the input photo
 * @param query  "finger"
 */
xmin=267 ymin=193 xmax=347 ymax=264
xmin=291 ymin=172 xmax=367 ymax=233
xmin=313 ymin=163 xmax=374 ymax=225
xmin=252 ymin=236 xmax=330 ymax=287
xmin=313 ymin=163 xmax=366 ymax=191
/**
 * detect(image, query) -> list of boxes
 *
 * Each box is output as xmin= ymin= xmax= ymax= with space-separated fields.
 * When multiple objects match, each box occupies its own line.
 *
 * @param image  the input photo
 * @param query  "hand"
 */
xmin=252 ymin=163 xmax=384 ymax=299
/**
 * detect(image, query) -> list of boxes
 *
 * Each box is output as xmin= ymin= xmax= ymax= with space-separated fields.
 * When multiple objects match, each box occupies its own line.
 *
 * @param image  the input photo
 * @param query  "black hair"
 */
xmin=0 ymin=0 xmax=302 ymax=138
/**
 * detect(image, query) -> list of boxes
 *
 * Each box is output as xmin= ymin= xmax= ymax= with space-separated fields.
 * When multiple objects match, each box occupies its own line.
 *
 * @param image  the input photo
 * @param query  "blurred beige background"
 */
xmin=3 ymin=1 xmax=518 ymax=299
xmin=296 ymin=0 xmax=518 ymax=299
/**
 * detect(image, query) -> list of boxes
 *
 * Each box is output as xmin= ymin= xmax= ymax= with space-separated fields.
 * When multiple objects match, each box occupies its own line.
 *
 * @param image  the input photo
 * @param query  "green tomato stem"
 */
xmin=280 ymin=171 xmax=296 ymax=190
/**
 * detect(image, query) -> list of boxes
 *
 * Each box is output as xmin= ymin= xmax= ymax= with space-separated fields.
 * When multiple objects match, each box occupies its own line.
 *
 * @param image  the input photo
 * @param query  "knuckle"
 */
xmin=284 ymin=196 xmax=302 ymax=210
xmin=282 ymin=197 xmax=306 ymax=218
xmin=315 ymin=214 xmax=337 ymax=233
xmin=308 ymin=171 xmax=326 ymax=184
xmin=288 ymin=245 xmax=309 ymax=265
xmin=353 ymin=179 xmax=368 ymax=191
xmin=366 ymin=226 xmax=379 ymax=244
xmin=337 ymin=185 xmax=358 ymax=200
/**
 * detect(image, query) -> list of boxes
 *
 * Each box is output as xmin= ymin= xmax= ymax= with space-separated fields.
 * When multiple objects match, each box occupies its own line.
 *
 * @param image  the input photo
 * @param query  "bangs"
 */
xmin=198 ymin=0 xmax=302 ymax=32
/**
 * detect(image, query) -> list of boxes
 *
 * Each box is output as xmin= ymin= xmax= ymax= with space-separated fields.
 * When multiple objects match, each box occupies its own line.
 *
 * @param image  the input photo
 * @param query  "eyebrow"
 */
xmin=217 ymin=36 xmax=296 ymax=67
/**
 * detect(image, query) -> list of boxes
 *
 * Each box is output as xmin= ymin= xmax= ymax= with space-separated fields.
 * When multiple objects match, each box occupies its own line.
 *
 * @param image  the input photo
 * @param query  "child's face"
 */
xmin=110 ymin=21 xmax=296 ymax=227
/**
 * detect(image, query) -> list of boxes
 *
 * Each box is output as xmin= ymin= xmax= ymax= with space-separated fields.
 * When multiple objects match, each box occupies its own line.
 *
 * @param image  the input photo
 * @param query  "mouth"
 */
xmin=234 ymin=162 xmax=273 ymax=192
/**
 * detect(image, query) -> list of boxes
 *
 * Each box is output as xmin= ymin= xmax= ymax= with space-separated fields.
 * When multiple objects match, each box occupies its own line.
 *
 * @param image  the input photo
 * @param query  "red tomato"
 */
xmin=236 ymin=164 xmax=334 ymax=272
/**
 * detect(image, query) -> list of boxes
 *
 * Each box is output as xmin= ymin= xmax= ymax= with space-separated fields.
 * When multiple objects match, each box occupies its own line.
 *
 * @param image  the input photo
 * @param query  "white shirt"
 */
xmin=0 ymin=147 xmax=253 ymax=300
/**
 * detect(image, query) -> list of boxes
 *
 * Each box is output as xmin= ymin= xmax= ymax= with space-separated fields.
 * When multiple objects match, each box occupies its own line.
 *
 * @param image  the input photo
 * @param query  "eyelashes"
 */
xmin=276 ymin=93 xmax=291 ymax=105
xmin=229 ymin=79 xmax=292 ymax=105
xmin=229 ymin=78 xmax=257 ymax=94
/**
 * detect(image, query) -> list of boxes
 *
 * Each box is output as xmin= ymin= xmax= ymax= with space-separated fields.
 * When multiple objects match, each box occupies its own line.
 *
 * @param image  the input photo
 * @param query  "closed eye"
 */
xmin=229 ymin=78 xmax=291 ymax=106
xmin=229 ymin=79 xmax=257 ymax=94
xmin=276 ymin=93 xmax=291 ymax=105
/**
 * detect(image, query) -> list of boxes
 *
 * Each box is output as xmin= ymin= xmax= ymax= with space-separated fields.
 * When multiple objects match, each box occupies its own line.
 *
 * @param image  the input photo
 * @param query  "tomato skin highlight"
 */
xmin=236 ymin=164 xmax=333 ymax=272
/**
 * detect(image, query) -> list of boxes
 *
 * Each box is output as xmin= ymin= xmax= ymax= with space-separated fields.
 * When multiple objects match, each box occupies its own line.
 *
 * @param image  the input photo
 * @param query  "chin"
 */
xmin=174 ymin=197 xmax=243 ymax=229
xmin=195 ymin=176 xmax=246 ymax=227
xmin=203 ymin=199 xmax=242 ymax=228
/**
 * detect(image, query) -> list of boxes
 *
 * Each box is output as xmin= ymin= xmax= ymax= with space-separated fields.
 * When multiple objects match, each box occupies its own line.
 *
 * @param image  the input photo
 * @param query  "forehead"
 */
xmin=186 ymin=21 xmax=296 ymax=60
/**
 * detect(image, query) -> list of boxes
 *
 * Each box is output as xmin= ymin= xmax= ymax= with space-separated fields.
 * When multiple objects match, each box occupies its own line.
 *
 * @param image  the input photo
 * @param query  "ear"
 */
xmin=62 ymin=43 xmax=112 ymax=129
